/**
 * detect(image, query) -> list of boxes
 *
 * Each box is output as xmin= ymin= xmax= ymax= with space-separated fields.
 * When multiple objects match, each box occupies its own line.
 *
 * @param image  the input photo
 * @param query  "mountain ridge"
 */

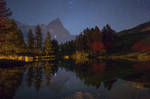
xmin=16 ymin=18 xmax=76 ymax=43
xmin=114 ymin=21 xmax=150 ymax=52
xmin=119 ymin=21 xmax=150 ymax=36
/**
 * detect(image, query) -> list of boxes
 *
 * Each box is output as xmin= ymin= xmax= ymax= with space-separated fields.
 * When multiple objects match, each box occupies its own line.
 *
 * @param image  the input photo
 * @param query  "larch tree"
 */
xmin=44 ymin=31 xmax=53 ymax=56
xmin=2 ymin=19 xmax=26 ymax=54
xmin=0 ymin=0 xmax=26 ymax=55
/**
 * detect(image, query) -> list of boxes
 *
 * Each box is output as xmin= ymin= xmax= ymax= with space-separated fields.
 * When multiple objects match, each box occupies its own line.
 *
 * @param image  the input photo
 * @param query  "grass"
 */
xmin=99 ymin=52 xmax=150 ymax=62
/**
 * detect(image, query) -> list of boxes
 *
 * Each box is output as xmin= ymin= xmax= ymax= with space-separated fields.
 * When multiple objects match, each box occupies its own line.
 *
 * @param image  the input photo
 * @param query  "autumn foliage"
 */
xmin=91 ymin=42 xmax=105 ymax=52
xmin=132 ymin=39 xmax=150 ymax=52
xmin=74 ymin=25 xmax=116 ymax=54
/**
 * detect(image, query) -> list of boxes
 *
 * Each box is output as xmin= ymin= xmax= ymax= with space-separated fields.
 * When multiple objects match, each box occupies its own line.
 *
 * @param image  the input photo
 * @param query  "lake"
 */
xmin=0 ymin=60 xmax=150 ymax=99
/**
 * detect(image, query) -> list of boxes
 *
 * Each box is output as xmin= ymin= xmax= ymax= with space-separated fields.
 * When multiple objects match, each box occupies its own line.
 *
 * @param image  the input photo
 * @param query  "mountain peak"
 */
xmin=48 ymin=18 xmax=62 ymax=26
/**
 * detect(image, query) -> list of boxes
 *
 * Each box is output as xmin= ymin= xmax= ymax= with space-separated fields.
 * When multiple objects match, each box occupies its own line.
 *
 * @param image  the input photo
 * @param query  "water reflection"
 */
xmin=25 ymin=62 xmax=58 ymax=92
xmin=0 ymin=66 xmax=26 ymax=99
xmin=0 ymin=60 xmax=150 ymax=99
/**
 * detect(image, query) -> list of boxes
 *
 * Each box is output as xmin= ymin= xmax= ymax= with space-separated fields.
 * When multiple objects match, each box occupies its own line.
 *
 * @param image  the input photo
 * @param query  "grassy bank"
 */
xmin=99 ymin=52 xmax=150 ymax=62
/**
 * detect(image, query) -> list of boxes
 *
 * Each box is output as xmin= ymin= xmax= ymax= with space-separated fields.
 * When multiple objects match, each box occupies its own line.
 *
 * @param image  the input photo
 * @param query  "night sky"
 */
xmin=7 ymin=0 xmax=150 ymax=35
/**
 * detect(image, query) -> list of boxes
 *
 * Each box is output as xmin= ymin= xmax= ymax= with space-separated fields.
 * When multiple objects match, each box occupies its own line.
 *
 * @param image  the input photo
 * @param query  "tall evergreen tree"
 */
xmin=0 ymin=0 xmax=11 ymax=32
xmin=44 ymin=31 xmax=53 ymax=56
xmin=102 ymin=24 xmax=116 ymax=52
xmin=51 ymin=39 xmax=59 ymax=54
xmin=0 ymin=19 xmax=26 ymax=54
xmin=27 ymin=29 xmax=34 ymax=49
xmin=35 ymin=25 xmax=42 ymax=49
xmin=0 ymin=0 xmax=26 ymax=55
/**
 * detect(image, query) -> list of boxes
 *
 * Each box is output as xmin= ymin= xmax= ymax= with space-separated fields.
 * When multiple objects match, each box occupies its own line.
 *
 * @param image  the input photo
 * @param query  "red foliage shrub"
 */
xmin=132 ymin=40 xmax=150 ymax=51
xmin=91 ymin=42 xmax=105 ymax=52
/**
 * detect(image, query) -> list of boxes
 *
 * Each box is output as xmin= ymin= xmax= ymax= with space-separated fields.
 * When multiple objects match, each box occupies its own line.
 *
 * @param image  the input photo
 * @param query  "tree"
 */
xmin=0 ymin=1 xmax=26 ymax=55
xmin=102 ymin=24 xmax=117 ymax=52
xmin=76 ymin=33 xmax=88 ymax=51
xmin=51 ymin=39 xmax=59 ymax=54
xmin=27 ymin=29 xmax=34 ymax=49
xmin=0 ymin=19 xmax=26 ymax=55
xmin=76 ymin=26 xmax=105 ymax=53
xmin=0 ymin=0 xmax=11 ymax=33
xmin=35 ymin=25 xmax=42 ymax=49
xmin=44 ymin=31 xmax=53 ymax=56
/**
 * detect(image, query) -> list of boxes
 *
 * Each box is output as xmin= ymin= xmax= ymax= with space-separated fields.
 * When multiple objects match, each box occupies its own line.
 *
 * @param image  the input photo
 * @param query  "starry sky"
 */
xmin=7 ymin=0 xmax=150 ymax=35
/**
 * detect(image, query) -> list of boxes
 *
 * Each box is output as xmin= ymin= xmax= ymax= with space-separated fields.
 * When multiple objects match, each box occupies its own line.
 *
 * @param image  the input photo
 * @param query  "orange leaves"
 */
xmin=91 ymin=42 xmax=105 ymax=52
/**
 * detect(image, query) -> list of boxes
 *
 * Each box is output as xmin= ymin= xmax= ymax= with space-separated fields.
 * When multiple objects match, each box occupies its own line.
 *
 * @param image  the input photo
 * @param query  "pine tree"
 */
xmin=35 ymin=25 xmax=42 ymax=49
xmin=102 ymin=24 xmax=116 ymax=52
xmin=0 ymin=19 xmax=26 ymax=55
xmin=51 ymin=39 xmax=59 ymax=53
xmin=0 ymin=1 xmax=26 ymax=55
xmin=44 ymin=31 xmax=53 ymax=56
xmin=5 ymin=20 xmax=25 ymax=54
xmin=0 ymin=0 xmax=11 ymax=32
xmin=27 ymin=29 xmax=34 ymax=49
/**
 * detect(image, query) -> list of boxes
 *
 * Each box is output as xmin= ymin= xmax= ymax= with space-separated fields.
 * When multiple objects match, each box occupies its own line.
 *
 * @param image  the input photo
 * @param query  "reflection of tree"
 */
xmin=44 ymin=62 xmax=54 ymax=86
xmin=75 ymin=62 xmax=107 ymax=89
xmin=59 ymin=59 xmax=141 ymax=90
xmin=0 ymin=67 xmax=25 ymax=99
xmin=103 ymin=80 xmax=117 ymax=91
xmin=25 ymin=62 xmax=58 ymax=92
xmin=26 ymin=66 xmax=34 ymax=87
xmin=123 ymin=71 xmax=150 ymax=89
xmin=34 ymin=65 xmax=42 ymax=92
xmin=26 ymin=63 xmax=42 ymax=91
xmin=63 ymin=91 xmax=94 ymax=99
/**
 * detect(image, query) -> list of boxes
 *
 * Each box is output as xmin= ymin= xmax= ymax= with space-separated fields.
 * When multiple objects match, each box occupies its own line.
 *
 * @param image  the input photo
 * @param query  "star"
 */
xmin=69 ymin=1 xmax=73 ymax=5
xmin=69 ymin=0 xmax=73 ymax=8
xmin=54 ymin=35 xmax=57 ymax=39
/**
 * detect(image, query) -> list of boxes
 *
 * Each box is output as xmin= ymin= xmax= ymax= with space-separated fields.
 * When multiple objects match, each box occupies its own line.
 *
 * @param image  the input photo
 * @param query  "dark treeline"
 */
xmin=60 ymin=25 xmax=117 ymax=57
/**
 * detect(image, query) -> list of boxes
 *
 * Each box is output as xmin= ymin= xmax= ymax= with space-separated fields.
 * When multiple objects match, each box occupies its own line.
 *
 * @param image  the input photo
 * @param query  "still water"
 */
xmin=0 ymin=60 xmax=150 ymax=99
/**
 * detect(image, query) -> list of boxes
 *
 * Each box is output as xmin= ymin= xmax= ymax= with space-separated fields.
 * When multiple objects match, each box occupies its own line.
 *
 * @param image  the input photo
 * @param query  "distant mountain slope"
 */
xmin=119 ymin=21 xmax=150 ymax=36
xmin=113 ymin=21 xmax=150 ymax=52
xmin=16 ymin=18 xmax=75 ymax=43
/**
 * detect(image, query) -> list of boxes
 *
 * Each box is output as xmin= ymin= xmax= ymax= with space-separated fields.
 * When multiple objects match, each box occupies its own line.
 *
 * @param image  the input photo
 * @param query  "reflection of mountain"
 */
xmin=16 ymin=18 xmax=75 ymax=43
xmin=0 ymin=67 xmax=25 ymax=99
xmin=123 ymin=72 xmax=150 ymax=89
